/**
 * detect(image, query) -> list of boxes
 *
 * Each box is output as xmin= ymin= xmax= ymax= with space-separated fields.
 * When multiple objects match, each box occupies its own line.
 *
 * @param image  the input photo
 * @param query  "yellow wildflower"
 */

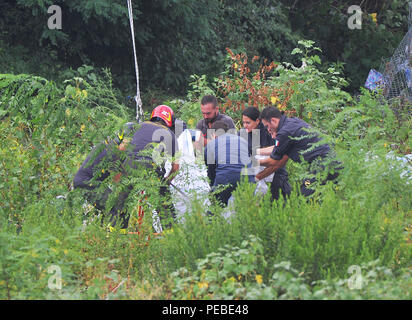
xmin=163 ymin=228 xmax=174 ymax=235
xmin=82 ymin=90 xmax=88 ymax=98
xmin=187 ymin=118 xmax=195 ymax=127
xmin=271 ymin=96 xmax=279 ymax=104
xmin=198 ymin=282 xmax=209 ymax=289
xmin=255 ymin=274 xmax=263 ymax=285
xmin=80 ymin=124 xmax=85 ymax=132
xmin=308 ymin=112 xmax=312 ymax=119
xmin=370 ymin=13 xmax=377 ymax=24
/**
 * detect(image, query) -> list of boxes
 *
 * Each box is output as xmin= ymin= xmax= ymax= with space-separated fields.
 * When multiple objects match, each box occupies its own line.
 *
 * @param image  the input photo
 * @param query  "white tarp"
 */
xmin=166 ymin=129 xmax=211 ymax=219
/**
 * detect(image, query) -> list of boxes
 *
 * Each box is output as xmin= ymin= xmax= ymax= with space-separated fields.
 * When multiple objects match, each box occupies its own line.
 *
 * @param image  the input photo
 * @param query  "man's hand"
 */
xmin=118 ymin=138 xmax=131 ymax=151
xmin=258 ymin=154 xmax=289 ymax=172
xmin=113 ymin=172 xmax=122 ymax=183
xmin=165 ymin=162 xmax=180 ymax=184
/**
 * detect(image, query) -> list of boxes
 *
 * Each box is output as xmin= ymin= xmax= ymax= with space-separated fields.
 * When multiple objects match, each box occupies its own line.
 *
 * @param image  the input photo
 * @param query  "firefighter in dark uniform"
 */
xmin=73 ymin=105 xmax=179 ymax=230
xmin=256 ymin=106 xmax=341 ymax=197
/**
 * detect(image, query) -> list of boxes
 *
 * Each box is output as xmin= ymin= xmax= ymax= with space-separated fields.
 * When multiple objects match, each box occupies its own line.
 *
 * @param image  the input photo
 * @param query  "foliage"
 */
xmin=283 ymin=0 xmax=410 ymax=92
xmin=179 ymin=41 xmax=352 ymax=128
xmin=0 ymin=38 xmax=411 ymax=299
xmin=1 ymin=0 xmax=409 ymax=96
xmin=171 ymin=235 xmax=269 ymax=299
xmin=148 ymin=42 xmax=411 ymax=299
xmin=169 ymin=236 xmax=412 ymax=300
xmin=0 ymin=0 xmax=298 ymax=95
xmin=0 ymin=69 xmax=174 ymax=299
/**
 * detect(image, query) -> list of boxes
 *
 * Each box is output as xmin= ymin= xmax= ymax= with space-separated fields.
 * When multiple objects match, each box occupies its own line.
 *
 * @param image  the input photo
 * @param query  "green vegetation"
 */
xmin=0 ymin=1 xmax=408 ymax=97
xmin=0 ymin=39 xmax=411 ymax=299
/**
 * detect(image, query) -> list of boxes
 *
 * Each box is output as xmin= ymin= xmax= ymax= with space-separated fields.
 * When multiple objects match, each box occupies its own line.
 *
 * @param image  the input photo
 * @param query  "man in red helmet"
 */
xmin=129 ymin=105 xmax=179 ymax=183
xmin=74 ymin=105 xmax=179 ymax=231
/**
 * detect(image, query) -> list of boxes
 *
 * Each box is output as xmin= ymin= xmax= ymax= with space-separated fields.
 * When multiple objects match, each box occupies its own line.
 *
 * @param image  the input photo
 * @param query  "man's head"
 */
xmin=200 ymin=95 xmax=219 ymax=124
xmin=211 ymin=120 xmax=229 ymax=139
xmin=260 ymin=106 xmax=283 ymax=136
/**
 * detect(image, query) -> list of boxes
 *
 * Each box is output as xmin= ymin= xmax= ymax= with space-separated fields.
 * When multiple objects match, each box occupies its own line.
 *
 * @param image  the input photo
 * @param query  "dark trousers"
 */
xmin=83 ymin=186 xmax=132 ymax=229
xmin=300 ymin=160 xmax=342 ymax=197
xmin=212 ymin=175 xmax=254 ymax=207
xmin=84 ymin=184 xmax=176 ymax=230
xmin=270 ymin=171 xmax=292 ymax=201
xmin=82 ymin=175 xmax=176 ymax=231
xmin=213 ymin=183 xmax=237 ymax=207
xmin=158 ymin=184 xmax=177 ymax=229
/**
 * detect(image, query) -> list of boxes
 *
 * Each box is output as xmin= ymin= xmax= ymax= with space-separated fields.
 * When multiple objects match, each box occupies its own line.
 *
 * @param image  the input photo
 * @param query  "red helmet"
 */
xmin=150 ymin=105 xmax=174 ymax=127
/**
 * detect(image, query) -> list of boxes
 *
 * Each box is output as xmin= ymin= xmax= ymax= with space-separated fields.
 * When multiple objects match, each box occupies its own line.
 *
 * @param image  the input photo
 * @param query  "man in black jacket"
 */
xmin=256 ymin=106 xmax=341 ymax=197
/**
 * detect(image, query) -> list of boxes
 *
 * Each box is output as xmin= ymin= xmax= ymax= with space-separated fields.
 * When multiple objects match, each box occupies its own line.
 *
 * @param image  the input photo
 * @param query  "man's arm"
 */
xmin=256 ymin=155 xmax=289 ymax=180
xmin=194 ymin=134 xmax=211 ymax=149
xmin=255 ymin=165 xmax=277 ymax=181
xmin=194 ymin=121 xmax=207 ymax=149
xmin=165 ymin=162 xmax=179 ymax=183
xmin=256 ymin=145 xmax=274 ymax=156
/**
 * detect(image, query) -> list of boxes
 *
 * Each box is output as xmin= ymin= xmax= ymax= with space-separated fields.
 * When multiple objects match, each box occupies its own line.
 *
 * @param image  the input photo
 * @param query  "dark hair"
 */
xmin=150 ymin=117 xmax=167 ymax=127
xmin=201 ymin=95 xmax=218 ymax=108
xmin=211 ymin=120 xmax=229 ymax=137
xmin=242 ymin=106 xmax=260 ymax=121
xmin=261 ymin=106 xmax=282 ymax=121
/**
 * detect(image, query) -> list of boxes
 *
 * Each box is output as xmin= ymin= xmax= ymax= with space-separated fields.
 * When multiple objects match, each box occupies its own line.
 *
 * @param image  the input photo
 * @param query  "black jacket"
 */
xmin=270 ymin=115 xmax=331 ymax=164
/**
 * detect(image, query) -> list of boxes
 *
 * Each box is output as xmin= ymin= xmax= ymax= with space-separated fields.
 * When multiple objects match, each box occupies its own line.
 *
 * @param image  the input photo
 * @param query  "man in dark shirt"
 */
xmin=195 ymin=95 xmax=236 ymax=147
xmin=73 ymin=105 xmax=179 ymax=230
xmin=256 ymin=106 xmax=341 ymax=197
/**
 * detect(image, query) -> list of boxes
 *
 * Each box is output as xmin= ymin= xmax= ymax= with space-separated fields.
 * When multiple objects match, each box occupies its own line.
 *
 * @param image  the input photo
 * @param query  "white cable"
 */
xmin=127 ymin=0 xmax=144 ymax=122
